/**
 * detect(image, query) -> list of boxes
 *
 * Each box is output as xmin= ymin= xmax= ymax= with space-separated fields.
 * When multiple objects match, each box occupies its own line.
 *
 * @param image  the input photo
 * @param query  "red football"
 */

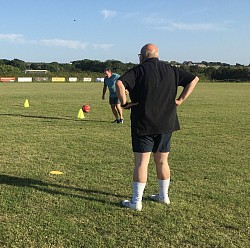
xmin=82 ymin=104 xmax=90 ymax=113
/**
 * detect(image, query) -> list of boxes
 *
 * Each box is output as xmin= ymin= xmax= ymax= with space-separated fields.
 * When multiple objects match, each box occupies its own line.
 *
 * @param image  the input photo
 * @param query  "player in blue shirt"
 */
xmin=102 ymin=68 xmax=124 ymax=123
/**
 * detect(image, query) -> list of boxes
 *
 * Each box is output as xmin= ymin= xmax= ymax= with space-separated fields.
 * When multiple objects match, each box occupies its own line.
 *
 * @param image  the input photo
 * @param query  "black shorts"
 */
xmin=109 ymin=97 xmax=120 ymax=105
xmin=132 ymin=133 xmax=172 ymax=153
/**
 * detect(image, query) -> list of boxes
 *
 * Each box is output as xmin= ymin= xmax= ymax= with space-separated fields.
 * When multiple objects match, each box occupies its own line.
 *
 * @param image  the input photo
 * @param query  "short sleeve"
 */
xmin=118 ymin=68 xmax=136 ymax=90
xmin=177 ymin=69 xmax=196 ymax=87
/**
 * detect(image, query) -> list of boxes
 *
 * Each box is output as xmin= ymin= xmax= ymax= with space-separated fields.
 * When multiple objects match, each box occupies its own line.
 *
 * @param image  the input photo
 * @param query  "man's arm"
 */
xmin=176 ymin=76 xmax=199 ymax=106
xmin=116 ymin=80 xmax=138 ymax=109
xmin=102 ymin=85 xmax=107 ymax=100
xmin=116 ymin=80 xmax=127 ymax=105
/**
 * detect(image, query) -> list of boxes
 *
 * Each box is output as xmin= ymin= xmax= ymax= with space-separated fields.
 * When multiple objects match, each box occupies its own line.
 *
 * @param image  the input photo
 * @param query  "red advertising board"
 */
xmin=0 ymin=77 xmax=16 ymax=82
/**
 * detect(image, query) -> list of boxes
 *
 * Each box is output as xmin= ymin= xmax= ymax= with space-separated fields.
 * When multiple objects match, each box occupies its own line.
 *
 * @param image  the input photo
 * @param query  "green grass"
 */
xmin=0 ymin=82 xmax=249 ymax=248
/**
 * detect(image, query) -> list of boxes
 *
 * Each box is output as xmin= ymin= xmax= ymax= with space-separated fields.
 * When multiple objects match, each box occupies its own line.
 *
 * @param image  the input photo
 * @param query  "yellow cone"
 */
xmin=24 ymin=99 xmax=29 ymax=108
xmin=77 ymin=109 xmax=85 ymax=119
xmin=50 ymin=171 xmax=63 ymax=175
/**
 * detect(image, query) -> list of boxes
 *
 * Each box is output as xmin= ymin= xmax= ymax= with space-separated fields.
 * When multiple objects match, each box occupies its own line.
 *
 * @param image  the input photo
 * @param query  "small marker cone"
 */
xmin=24 ymin=99 xmax=29 ymax=108
xmin=50 ymin=171 xmax=63 ymax=175
xmin=77 ymin=109 xmax=85 ymax=119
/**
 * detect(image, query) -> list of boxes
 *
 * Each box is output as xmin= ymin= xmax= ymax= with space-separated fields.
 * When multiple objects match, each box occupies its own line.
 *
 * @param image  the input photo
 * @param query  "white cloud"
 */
xmin=0 ymin=33 xmax=25 ymax=42
xmin=92 ymin=43 xmax=113 ymax=50
xmin=0 ymin=34 xmax=88 ymax=49
xmin=144 ymin=18 xmax=228 ymax=31
xmin=0 ymin=33 xmax=113 ymax=51
xmin=0 ymin=34 xmax=113 ymax=51
xmin=184 ymin=8 xmax=209 ymax=16
xmin=158 ymin=22 xmax=227 ymax=31
xmin=38 ymin=39 xmax=88 ymax=49
xmin=101 ymin=9 xmax=117 ymax=19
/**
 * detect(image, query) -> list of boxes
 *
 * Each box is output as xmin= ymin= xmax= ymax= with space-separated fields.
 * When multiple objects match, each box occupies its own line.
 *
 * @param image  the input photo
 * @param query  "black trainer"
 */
xmin=111 ymin=119 xmax=120 ymax=123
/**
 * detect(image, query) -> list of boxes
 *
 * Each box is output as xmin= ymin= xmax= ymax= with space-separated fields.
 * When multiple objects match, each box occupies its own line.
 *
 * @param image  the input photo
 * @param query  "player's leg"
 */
xmin=122 ymin=133 xmax=154 ymax=210
xmin=154 ymin=152 xmax=170 ymax=180
xmin=150 ymin=133 xmax=172 ymax=204
xmin=122 ymin=152 xmax=151 ymax=210
xmin=110 ymin=103 xmax=119 ymax=122
xmin=133 ymin=152 xmax=151 ymax=183
xmin=113 ymin=97 xmax=123 ymax=123
xmin=153 ymin=152 xmax=171 ymax=204
xmin=115 ymin=103 xmax=124 ymax=123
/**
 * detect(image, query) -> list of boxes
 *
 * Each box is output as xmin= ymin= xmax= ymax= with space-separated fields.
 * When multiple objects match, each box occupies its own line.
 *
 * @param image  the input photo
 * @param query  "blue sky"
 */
xmin=0 ymin=0 xmax=249 ymax=65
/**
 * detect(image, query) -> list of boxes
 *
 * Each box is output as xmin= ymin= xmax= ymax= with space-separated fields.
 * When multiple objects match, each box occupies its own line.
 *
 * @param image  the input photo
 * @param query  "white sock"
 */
xmin=131 ymin=182 xmax=146 ymax=204
xmin=158 ymin=179 xmax=170 ymax=200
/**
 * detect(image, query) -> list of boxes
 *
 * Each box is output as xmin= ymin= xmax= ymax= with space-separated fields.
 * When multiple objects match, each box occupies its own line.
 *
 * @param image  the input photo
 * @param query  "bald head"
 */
xmin=140 ymin=43 xmax=159 ymax=63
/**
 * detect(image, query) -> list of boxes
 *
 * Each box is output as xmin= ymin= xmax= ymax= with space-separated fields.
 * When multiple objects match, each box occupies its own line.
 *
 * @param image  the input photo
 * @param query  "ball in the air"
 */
xmin=82 ymin=104 xmax=90 ymax=113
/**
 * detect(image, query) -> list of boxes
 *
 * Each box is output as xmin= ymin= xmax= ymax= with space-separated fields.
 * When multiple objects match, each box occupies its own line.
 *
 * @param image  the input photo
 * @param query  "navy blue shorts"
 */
xmin=132 ymin=133 xmax=172 ymax=153
xmin=109 ymin=97 xmax=120 ymax=105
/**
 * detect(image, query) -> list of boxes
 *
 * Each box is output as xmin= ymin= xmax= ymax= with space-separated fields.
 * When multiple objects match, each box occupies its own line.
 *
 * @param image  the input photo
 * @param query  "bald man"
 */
xmin=116 ymin=44 xmax=199 ymax=210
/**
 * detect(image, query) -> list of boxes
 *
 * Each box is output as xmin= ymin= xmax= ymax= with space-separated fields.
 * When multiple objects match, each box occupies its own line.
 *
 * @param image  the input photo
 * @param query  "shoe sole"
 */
xmin=149 ymin=195 xmax=170 ymax=205
xmin=121 ymin=200 xmax=142 ymax=211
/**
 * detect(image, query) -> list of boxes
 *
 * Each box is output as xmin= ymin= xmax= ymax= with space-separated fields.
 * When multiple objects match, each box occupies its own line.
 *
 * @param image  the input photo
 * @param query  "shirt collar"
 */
xmin=143 ymin=57 xmax=159 ymax=63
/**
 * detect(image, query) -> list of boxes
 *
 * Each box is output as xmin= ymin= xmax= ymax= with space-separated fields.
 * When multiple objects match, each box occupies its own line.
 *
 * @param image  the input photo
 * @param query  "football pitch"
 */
xmin=0 ymin=82 xmax=249 ymax=247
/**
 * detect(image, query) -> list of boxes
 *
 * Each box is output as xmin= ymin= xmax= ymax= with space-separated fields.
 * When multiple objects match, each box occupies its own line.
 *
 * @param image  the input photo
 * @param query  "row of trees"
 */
xmin=0 ymin=58 xmax=249 ymax=81
xmin=180 ymin=65 xmax=249 ymax=81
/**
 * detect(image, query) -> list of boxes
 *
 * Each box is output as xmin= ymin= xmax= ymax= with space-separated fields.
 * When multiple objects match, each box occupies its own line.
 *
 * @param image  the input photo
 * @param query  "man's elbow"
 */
xmin=191 ymin=76 xmax=199 ymax=86
xmin=116 ymin=80 xmax=124 ymax=90
xmin=116 ymin=79 xmax=122 ymax=87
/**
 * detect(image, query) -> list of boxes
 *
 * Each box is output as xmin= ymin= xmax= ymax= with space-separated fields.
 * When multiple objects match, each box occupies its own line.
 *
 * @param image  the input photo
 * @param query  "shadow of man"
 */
xmin=0 ymin=174 xmax=124 ymax=207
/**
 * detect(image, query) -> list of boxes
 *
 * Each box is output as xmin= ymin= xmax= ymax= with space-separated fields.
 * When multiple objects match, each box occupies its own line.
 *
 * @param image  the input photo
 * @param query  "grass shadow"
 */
xmin=0 ymin=113 xmax=110 ymax=123
xmin=0 ymin=174 xmax=124 ymax=207
xmin=0 ymin=113 xmax=72 ymax=121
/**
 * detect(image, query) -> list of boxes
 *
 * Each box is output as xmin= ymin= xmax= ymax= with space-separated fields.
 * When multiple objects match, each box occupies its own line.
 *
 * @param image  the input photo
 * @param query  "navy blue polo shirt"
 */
xmin=118 ymin=58 xmax=196 ymax=135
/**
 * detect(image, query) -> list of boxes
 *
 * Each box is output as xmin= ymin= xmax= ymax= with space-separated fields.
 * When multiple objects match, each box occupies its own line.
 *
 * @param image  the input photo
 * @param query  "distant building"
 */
xmin=183 ymin=61 xmax=194 ymax=66
xmin=96 ymin=77 xmax=104 ymax=82
xmin=195 ymin=63 xmax=207 ymax=68
xmin=25 ymin=69 xmax=48 ymax=74
xmin=183 ymin=61 xmax=207 ymax=67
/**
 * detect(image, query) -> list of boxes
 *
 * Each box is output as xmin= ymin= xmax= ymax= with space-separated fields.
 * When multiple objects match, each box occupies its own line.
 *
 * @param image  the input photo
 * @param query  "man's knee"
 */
xmin=154 ymin=152 xmax=169 ymax=166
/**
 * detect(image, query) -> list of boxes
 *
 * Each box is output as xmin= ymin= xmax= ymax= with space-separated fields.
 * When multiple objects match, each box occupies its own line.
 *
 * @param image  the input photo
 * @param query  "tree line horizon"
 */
xmin=0 ymin=58 xmax=249 ymax=82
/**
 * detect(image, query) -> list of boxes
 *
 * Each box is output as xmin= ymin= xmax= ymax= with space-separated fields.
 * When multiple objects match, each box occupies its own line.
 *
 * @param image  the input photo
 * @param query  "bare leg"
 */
xmin=152 ymin=152 xmax=170 ymax=203
xmin=133 ymin=152 xmax=151 ymax=182
xmin=110 ymin=104 xmax=119 ymax=120
xmin=115 ymin=103 xmax=123 ymax=119
xmin=125 ymin=152 xmax=151 ymax=208
xmin=153 ymin=152 xmax=170 ymax=180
